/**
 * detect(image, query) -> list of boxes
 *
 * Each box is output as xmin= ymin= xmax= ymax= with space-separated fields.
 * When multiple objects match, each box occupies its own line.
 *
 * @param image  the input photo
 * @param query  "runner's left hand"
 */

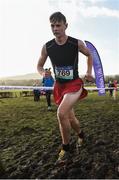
xmin=84 ymin=74 xmax=94 ymax=82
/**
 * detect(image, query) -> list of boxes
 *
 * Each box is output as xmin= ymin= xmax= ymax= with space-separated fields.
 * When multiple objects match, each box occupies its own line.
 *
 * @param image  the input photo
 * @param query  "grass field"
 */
xmin=0 ymin=92 xmax=119 ymax=179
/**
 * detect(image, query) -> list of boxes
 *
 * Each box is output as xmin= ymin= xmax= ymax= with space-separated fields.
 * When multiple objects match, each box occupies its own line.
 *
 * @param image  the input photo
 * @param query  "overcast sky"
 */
xmin=0 ymin=0 xmax=119 ymax=77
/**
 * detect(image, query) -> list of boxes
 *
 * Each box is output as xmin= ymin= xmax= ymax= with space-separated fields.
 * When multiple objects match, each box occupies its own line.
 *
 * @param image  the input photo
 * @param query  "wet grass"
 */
xmin=0 ymin=92 xmax=119 ymax=179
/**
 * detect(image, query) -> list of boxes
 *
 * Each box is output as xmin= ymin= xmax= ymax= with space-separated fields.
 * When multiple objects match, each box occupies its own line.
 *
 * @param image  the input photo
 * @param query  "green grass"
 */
xmin=0 ymin=92 xmax=119 ymax=178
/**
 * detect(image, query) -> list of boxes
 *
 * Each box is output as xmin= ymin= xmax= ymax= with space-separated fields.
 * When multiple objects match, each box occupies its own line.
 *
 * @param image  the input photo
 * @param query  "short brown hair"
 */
xmin=49 ymin=12 xmax=66 ymax=23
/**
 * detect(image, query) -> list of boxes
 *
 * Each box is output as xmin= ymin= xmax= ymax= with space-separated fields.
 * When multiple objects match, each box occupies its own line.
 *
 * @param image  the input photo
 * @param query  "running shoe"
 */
xmin=55 ymin=149 xmax=70 ymax=165
xmin=77 ymin=130 xmax=85 ymax=147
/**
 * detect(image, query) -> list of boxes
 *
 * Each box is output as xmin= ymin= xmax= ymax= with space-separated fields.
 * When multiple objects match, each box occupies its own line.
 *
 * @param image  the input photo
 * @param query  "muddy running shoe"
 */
xmin=77 ymin=131 xmax=85 ymax=147
xmin=55 ymin=149 xmax=70 ymax=166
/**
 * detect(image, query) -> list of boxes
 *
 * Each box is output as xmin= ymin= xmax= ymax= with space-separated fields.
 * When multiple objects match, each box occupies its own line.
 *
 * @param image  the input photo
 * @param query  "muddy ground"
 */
xmin=0 ymin=94 xmax=119 ymax=179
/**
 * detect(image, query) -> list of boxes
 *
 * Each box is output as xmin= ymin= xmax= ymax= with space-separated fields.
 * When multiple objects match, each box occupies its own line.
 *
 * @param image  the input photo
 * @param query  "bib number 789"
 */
xmin=57 ymin=69 xmax=70 ymax=77
xmin=55 ymin=66 xmax=73 ymax=80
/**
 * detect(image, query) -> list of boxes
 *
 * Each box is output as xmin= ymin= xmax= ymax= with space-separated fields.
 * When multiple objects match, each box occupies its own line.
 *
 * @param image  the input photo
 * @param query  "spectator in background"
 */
xmin=42 ymin=68 xmax=54 ymax=110
xmin=113 ymin=80 xmax=118 ymax=100
xmin=108 ymin=80 xmax=114 ymax=97
xmin=33 ymin=80 xmax=40 ymax=101
xmin=114 ymin=80 xmax=118 ymax=89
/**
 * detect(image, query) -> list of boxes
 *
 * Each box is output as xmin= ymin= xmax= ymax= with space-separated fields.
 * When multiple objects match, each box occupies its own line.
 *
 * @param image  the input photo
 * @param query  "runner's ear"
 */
xmin=65 ymin=23 xmax=68 ymax=29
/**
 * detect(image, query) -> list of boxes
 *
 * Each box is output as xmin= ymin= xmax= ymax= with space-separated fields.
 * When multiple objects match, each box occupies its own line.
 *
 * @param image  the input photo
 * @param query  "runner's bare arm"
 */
xmin=37 ymin=44 xmax=48 ymax=75
xmin=78 ymin=40 xmax=94 ymax=82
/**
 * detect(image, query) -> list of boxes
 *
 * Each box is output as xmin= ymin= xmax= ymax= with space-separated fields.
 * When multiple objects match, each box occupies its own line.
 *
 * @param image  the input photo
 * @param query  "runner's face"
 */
xmin=50 ymin=21 xmax=67 ymax=38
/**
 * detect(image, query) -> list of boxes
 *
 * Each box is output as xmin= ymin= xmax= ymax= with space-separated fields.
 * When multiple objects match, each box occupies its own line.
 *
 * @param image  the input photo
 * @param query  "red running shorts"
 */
xmin=53 ymin=78 xmax=88 ymax=105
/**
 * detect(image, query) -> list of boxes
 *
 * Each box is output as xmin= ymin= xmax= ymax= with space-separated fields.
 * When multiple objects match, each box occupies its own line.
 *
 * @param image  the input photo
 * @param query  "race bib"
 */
xmin=55 ymin=66 xmax=73 ymax=80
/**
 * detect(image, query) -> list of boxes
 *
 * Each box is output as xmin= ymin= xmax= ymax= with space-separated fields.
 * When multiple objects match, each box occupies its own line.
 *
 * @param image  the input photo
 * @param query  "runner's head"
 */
xmin=49 ymin=12 xmax=68 ymax=38
xmin=49 ymin=12 xmax=66 ymax=24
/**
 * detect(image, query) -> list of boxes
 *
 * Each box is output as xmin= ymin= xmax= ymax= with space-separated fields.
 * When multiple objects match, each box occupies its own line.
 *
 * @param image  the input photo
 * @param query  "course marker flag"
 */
xmin=85 ymin=41 xmax=105 ymax=96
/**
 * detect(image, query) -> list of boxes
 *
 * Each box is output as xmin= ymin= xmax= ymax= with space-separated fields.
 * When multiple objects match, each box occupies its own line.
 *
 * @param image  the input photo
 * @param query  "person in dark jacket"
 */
xmin=108 ymin=80 xmax=114 ymax=97
xmin=33 ymin=80 xmax=40 ymax=101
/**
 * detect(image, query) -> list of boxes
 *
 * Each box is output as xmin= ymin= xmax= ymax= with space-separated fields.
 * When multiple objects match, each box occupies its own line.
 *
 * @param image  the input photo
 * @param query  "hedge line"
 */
xmin=0 ymin=91 xmax=33 ymax=98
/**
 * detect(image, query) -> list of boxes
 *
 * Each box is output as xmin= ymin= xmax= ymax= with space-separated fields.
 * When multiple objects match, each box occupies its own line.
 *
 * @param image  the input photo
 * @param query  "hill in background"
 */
xmin=0 ymin=73 xmax=44 ymax=86
xmin=0 ymin=73 xmax=42 ymax=81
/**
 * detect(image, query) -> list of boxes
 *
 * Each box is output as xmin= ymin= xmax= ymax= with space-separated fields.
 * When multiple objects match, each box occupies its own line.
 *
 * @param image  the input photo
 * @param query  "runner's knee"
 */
xmin=57 ymin=108 xmax=67 ymax=121
xmin=57 ymin=110 xmax=65 ymax=120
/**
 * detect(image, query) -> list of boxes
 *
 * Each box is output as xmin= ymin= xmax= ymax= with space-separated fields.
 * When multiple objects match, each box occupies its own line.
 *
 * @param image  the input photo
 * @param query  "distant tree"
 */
xmin=105 ymin=75 xmax=119 ymax=84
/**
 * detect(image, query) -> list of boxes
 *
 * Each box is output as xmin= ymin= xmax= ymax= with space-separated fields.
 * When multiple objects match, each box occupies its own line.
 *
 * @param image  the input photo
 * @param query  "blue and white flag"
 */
xmin=85 ymin=41 xmax=105 ymax=96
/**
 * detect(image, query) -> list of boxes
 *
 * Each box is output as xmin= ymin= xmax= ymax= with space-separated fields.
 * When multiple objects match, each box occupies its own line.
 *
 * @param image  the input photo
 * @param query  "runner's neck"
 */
xmin=55 ymin=35 xmax=68 ymax=45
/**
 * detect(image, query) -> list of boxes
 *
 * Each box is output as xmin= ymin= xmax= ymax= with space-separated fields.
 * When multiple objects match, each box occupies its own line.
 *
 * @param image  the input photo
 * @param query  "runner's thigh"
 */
xmin=58 ymin=87 xmax=83 ymax=114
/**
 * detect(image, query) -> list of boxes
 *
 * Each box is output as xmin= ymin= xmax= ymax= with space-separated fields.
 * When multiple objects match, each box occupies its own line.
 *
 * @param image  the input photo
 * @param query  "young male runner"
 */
xmin=37 ymin=12 xmax=93 ymax=164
